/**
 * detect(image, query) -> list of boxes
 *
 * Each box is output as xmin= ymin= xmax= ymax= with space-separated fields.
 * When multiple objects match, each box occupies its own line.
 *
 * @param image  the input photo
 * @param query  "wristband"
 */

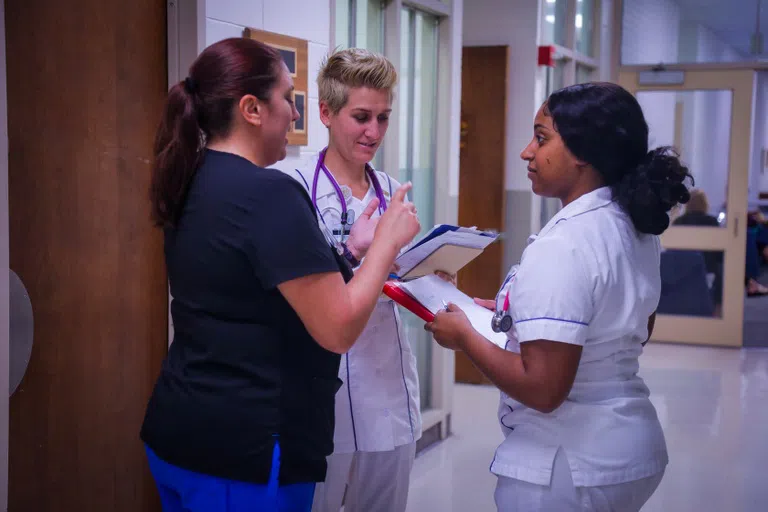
xmin=341 ymin=243 xmax=360 ymax=267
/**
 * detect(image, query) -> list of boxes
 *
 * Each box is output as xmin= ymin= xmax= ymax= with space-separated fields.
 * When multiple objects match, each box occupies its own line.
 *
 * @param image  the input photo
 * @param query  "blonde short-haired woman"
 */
xmin=288 ymin=48 xmax=421 ymax=512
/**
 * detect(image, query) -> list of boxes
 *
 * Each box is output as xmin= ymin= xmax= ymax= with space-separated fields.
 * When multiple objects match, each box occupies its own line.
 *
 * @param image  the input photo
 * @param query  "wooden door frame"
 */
xmin=166 ymin=0 xmax=206 ymax=348
xmin=0 ymin=0 xmax=10 ymax=504
xmin=0 ymin=0 xmax=9 ymax=507
xmin=619 ymin=68 xmax=754 ymax=347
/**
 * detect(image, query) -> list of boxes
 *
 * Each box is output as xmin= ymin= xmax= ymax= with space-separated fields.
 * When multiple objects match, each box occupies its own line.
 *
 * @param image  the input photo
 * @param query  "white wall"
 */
xmin=463 ymin=0 xmax=540 ymax=193
xmin=0 ymin=0 xmax=8 ymax=506
xmin=205 ymin=0 xmax=332 ymax=175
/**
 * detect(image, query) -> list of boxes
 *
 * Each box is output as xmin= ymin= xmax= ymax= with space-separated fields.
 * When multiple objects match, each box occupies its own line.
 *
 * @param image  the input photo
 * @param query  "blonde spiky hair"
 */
xmin=317 ymin=48 xmax=397 ymax=114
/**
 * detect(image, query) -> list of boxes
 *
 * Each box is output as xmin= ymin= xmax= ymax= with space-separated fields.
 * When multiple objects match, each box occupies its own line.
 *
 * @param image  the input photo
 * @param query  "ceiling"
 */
xmin=672 ymin=0 xmax=768 ymax=57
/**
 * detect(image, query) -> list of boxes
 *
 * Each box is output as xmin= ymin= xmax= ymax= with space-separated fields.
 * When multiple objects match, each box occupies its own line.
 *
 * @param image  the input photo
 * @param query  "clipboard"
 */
xmin=399 ymin=243 xmax=484 ymax=281
xmin=382 ymin=282 xmax=435 ymax=322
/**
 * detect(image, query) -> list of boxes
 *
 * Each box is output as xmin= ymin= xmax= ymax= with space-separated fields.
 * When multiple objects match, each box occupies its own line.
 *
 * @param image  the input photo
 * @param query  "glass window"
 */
xmin=576 ymin=62 xmax=593 ymax=84
xmin=574 ymin=0 xmax=595 ymax=57
xmin=335 ymin=0 xmax=385 ymax=52
xmin=636 ymin=89 xmax=732 ymax=225
xmin=334 ymin=0 xmax=386 ymax=168
xmin=334 ymin=0 xmax=351 ymax=49
xmin=399 ymin=6 xmax=439 ymax=409
xmin=356 ymin=0 xmax=385 ymax=52
xmin=541 ymin=0 xmax=568 ymax=47
xmin=547 ymin=58 xmax=566 ymax=94
xmin=621 ymin=0 xmax=760 ymax=65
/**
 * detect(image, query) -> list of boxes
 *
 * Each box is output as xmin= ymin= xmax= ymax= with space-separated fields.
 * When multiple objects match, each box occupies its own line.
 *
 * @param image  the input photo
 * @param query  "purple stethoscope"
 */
xmin=312 ymin=147 xmax=388 ymax=243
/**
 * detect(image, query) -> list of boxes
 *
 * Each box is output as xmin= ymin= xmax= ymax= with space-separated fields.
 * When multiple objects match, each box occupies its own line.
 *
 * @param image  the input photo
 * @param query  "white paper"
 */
xmin=395 ymin=228 xmax=498 ymax=277
xmin=399 ymin=274 xmax=509 ymax=349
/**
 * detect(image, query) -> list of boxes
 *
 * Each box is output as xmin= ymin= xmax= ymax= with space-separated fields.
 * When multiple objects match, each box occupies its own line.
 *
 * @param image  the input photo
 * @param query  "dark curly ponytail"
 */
xmin=613 ymin=147 xmax=691 ymax=235
xmin=546 ymin=82 xmax=693 ymax=235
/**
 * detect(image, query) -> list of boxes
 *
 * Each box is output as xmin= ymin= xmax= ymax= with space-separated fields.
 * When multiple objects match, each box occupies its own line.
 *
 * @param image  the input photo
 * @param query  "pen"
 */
xmin=441 ymin=300 xmax=449 ymax=311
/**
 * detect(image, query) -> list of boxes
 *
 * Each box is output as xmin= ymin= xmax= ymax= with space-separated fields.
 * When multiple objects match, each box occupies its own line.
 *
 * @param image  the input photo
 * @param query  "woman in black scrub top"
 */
xmin=140 ymin=37 xmax=420 ymax=512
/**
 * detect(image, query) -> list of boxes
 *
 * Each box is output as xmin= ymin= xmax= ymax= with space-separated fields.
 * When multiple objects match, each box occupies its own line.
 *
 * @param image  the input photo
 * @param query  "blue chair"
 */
xmin=658 ymin=250 xmax=715 ymax=317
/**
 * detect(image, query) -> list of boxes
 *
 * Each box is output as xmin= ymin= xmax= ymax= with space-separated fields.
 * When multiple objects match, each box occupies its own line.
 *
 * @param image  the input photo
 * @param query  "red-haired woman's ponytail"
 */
xmin=149 ymin=38 xmax=282 ymax=228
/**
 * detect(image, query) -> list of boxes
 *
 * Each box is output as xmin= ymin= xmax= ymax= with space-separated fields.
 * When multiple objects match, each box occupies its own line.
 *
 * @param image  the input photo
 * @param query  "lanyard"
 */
xmin=496 ymin=273 xmax=514 ymax=314
xmin=492 ymin=267 xmax=518 ymax=333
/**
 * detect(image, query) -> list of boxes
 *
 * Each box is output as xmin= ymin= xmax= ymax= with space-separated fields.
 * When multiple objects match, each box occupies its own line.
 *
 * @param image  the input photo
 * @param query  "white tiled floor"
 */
xmin=407 ymin=343 xmax=768 ymax=511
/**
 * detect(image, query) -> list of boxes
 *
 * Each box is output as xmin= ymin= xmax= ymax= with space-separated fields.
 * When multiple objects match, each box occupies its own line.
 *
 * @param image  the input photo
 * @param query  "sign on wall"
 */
xmin=243 ymin=27 xmax=308 ymax=146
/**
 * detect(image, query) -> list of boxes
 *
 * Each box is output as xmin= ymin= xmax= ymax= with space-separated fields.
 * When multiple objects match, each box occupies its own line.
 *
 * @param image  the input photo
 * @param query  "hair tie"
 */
xmin=183 ymin=76 xmax=198 ymax=95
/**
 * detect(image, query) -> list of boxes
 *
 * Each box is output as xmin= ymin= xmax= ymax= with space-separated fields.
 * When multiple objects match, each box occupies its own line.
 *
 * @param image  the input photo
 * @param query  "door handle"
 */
xmin=733 ymin=215 xmax=739 ymax=238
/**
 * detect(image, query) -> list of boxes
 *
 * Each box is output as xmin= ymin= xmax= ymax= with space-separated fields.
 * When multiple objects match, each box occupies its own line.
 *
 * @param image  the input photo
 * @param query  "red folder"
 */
xmin=382 ymin=282 xmax=435 ymax=323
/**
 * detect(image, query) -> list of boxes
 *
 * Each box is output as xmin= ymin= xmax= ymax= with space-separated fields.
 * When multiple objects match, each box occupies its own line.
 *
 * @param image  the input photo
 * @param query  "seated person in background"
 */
xmin=748 ymin=210 xmax=768 ymax=263
xmin=673 ymin=189 xmax=719 ymax=228
xmin=746 ymin=212 xmax=768 ymax=297
xmin=674 ymin=189 xmax=768 ymax=297
xmin=673 ymin=189 xmax=723 ymax=306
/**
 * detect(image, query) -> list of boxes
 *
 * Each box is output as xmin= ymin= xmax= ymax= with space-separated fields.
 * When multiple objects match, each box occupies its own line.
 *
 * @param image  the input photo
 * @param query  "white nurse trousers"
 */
xmin=494 ymin=448 xmax=664 ymax=511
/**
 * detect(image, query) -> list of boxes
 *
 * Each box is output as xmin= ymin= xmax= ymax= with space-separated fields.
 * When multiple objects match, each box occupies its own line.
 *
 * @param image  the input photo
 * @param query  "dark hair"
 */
xmin=150 ymin=38 xmax=283 ymax=227
xmin=546 ymin=82 xmax=693 ymax=235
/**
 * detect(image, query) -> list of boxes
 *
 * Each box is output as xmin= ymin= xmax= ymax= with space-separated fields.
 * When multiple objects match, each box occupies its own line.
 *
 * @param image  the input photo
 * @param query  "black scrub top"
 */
xmin=141 ymin=149 xmax=354 ymax=484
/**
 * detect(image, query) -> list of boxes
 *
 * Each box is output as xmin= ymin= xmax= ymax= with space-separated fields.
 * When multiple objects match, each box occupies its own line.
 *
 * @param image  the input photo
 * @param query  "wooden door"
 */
xmin=457 ymin=46 xmax=508 ymax=384
xmin=6 ymin=0 xmax=168 ymax=510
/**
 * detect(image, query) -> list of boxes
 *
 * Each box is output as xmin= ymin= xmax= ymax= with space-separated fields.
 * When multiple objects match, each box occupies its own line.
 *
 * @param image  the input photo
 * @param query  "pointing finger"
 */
xmin=391 ymin=182 xmax=412 ymax=204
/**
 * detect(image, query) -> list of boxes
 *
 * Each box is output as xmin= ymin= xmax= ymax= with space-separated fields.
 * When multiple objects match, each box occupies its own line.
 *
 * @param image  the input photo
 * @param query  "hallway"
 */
xmin=407 ymin=343 xmax=768 ymax=511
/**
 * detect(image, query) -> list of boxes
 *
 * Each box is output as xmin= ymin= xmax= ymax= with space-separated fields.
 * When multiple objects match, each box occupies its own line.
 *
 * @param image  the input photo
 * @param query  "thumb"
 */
xmin=359 ymin=197 xmax=380 ymax=220
xmin=391 ymin=182 xmax=412 ymax=204
xmin=446 ymin=302 xmax=461 ymax=313
xmin=473 ymin=298 xmax=496 ymax=311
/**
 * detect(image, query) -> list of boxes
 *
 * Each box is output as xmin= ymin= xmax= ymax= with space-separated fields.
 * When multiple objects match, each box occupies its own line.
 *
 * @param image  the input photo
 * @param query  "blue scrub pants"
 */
xmin=145 ymin=442 xmax=315 ymax=512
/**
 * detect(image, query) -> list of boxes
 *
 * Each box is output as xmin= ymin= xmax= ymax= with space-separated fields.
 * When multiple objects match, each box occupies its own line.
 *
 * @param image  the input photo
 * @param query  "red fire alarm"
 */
xmin=538 ymin=45 xmax=555 ymax=67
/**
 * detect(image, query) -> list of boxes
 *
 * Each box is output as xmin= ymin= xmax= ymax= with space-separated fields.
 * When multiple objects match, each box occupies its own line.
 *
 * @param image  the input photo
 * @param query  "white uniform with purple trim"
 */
xmin=492 ymin=187 xmax=668 ymax=511
xmin=287 ymin=156 xmax=421 ymax=512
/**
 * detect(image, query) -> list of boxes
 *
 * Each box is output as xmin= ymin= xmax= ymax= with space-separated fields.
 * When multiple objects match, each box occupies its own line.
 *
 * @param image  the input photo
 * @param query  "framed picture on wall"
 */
xmin=243 ymin=27 xmax=308 ymax=146
xmin=292 ymin=91 xmax=306 ymax=134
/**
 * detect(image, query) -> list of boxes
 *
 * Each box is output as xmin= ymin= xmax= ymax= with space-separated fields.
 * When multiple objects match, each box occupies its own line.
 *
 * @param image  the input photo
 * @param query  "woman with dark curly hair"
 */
xmin=426 ymin=82 xmax=693 ymax=511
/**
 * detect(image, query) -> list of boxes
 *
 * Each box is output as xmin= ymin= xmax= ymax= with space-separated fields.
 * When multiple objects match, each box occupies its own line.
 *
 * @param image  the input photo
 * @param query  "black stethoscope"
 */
xmin=311 ymin=147 xmax=387 ymax=243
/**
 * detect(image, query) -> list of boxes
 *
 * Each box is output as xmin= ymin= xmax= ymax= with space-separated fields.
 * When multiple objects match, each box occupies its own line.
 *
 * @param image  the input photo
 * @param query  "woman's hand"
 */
xmin=474 ymin=298 xmax=495 ymax=311
xmin=434 ymin=270 xmax=457 ymax=286
xmin=375 ymin=182 xmax=420 ymax=251
xmin=346 ymin=198 xmax=381 ymax=260
xmin=424 ymin=303 xmax=474 ymax=351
